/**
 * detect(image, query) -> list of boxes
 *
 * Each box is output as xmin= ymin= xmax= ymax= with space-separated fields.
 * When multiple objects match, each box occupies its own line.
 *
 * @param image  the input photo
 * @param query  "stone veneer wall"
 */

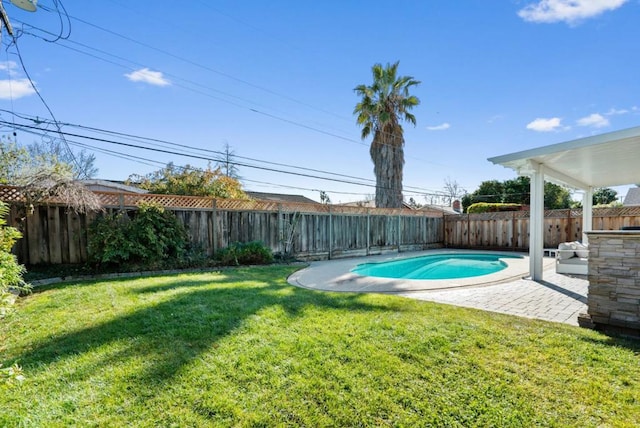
xmin=585 ymin=231 xmax=640 ymax=331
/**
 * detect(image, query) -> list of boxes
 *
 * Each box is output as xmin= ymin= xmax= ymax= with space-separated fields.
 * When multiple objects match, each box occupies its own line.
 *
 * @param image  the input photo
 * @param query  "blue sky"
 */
xmin=0 ymin=0 xmax=638 ymax=204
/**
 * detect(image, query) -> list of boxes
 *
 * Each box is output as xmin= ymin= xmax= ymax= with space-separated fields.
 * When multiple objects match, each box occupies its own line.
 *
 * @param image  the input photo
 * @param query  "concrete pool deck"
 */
xmin=288 ymin=250 xmax=588 ymax=326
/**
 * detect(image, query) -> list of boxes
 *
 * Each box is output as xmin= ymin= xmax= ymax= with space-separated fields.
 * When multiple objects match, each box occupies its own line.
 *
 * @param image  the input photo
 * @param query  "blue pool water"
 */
xmin=351 ymin=253 xmax=522 ymax=280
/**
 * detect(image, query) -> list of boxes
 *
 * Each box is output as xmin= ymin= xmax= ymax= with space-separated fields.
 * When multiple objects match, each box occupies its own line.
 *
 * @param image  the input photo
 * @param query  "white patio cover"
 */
xmin=488 ymin=126 xmax=640 ymax=280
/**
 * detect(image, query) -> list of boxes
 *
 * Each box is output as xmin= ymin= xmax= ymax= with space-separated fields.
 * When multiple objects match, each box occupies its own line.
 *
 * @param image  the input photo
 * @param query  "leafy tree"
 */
xmin=26 ymin=138 xmax=97 ymax=179
xmin=543 ymin=182 xmax=572 ymax=209
xmin=503 ymin=176 xmax=530 ymax=204
xmin=462 ymin=180 xmax=503 ymax=209
xmin=354 ymin=61 xmax=420 ymax=208
xmin=463 ymin=177 xmax=571 ymax=212
xmin=127 ymin=163 xmax=249 ymax=199
xmin=0 ymin=137 xmax=101 ymax=213
xmin=593 ymin=187 xmax=618 ymax=205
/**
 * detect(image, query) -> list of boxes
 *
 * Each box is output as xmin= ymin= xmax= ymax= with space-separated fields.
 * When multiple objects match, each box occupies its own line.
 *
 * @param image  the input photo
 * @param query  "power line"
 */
xmin=0 ymin=20 xmax=86 ymax=177
xmin=0 ymin=109 xmax=449 ymax=195
xmin=11 ymin=122 xmax=399 ymax=199
xmin=2 ymin=118 xmax=453 ymax=199
xmin=39 ymin=5 xmax=351 ymax=122
xmin=13 ymin=12 xmax=446 ymax=168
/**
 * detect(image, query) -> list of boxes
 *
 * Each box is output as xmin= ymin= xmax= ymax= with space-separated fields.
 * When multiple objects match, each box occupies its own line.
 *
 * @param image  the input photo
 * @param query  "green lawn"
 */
xmin=1 ymin=266 xmax=639 ymax=427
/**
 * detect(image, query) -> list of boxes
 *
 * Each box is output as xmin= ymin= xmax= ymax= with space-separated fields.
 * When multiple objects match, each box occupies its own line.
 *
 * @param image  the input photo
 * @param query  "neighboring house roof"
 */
xmin=623 ymin=187 xmax=640 ymax=206
xmin=420 ymin=204 xmax=460 ymax=215
xmin=246 ymin=191 xmax=318 ymax=204
xmin=79 ymin=179 xmax=149 ymax=194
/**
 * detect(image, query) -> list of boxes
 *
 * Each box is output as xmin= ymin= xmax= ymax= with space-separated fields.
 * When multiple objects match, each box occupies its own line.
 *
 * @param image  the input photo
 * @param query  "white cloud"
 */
xmin=577 ymin=113 xmax=609 ymax=128
xmin=0 ymin=61 xmax=19 ymax=77
xmin=0 ymin=78 xmax=36 ymax=99
xmin=426 ymin=122 xmax=450 ymax=131
xmin=518 ymin=0 xmax=628 ymax=25
xmin=125 ymin=68 xmax=170 ymax=86
xmin=605 ymin=107 xmax=629 ymax=116
xmin=526 ymin=117 xmax=564 ymax=132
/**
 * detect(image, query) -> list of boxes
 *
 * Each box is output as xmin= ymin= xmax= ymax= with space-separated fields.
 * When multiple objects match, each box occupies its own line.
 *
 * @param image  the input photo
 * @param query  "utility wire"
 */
xmin=12 ymin=123 xmax=419 ymax=199
xmin=13 ymin=14 xmax=444 ymax=166
xmin=39 ymin=6 xmax=350 ymax=122
xmin=0 ymin=109 xmax=449 ymax=195
xmin=1 ymin=28 xmax=85 ymax=177
xmin=3 ymin=118 xmax=453 ymax=198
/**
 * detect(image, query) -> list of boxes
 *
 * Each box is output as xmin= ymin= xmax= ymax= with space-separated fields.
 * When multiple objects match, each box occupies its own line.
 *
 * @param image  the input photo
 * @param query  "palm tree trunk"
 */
xmin=371 ymin=131 xmax=404 ymax=208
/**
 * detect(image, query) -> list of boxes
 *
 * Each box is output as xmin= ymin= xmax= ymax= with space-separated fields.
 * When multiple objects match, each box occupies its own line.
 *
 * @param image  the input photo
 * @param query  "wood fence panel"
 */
xmin=445 ymin=207 xmax=640 ymax=250
xmin=401 ymin=216 xmax=423 ymax=245
xmin=4 ymin=196 xmax=442 ymax=264
xmin=293 ymin=213 xmax=329 ymax=255
xmin=515 ymin=217 xmax=528 ymax=249
xmin=369 ymin=216 xmax=387 ymax=247
xmin=68 ymin=210 xmax=85 ymax=264
xmin=545 ymin=216 xmax=563 ymax=248
xmin=47 ymin=207 xmax=62 ymax=264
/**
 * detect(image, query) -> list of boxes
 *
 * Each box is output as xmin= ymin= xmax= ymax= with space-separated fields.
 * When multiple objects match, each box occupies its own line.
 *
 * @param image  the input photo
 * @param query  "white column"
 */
xmin=529 ymin=163 xmax=545 ymax=281
xmin=582 ymin=187 xmax=593 ymax=244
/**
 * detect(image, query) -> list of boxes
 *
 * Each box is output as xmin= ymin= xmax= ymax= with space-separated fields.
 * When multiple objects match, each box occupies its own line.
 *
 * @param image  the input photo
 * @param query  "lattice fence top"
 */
xmin=0 ymin=186 xmax=24 ymax=203
xmin=445 ymin=206 xmax=640 ymax=221
xmin=594 ymin=206 xmax=640 ymax=217
xmin=0 ymin=186 xmax=443 ymax=217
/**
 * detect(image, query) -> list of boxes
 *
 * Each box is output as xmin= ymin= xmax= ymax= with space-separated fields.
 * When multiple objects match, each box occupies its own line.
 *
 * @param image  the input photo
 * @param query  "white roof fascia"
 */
xmin=488 ymin=125 xmax=640 ymax=166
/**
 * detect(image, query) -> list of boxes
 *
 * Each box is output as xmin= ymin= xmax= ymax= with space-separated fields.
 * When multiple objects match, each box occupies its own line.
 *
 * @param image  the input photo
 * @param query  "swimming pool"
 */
xmin=351 ymin=253 xmax=523 ymax=280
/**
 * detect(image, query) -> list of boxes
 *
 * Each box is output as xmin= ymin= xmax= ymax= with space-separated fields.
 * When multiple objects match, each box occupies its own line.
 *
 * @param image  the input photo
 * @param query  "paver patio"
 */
xmin=289 ymin=250 xmax=588 ymax=326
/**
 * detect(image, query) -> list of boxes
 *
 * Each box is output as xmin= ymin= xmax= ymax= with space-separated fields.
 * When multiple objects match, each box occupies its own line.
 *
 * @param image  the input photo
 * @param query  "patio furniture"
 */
xmin=556 ymin=241 xmax=588 ymax=275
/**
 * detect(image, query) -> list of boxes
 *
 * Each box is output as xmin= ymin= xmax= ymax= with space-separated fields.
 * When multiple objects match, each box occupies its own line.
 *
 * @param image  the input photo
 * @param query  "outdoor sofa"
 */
xmin=555 ymin=241 xmax=589 ymax=275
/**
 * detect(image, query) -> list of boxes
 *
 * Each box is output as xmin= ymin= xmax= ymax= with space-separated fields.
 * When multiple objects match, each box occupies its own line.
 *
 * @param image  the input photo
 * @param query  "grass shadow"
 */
xmin=9 ymin=269 xmax=394 ymax=396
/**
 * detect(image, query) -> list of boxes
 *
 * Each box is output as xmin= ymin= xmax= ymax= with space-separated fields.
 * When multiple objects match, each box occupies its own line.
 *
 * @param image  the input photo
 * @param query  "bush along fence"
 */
xmin=0 ymin=187 xmax=445 ymax=265
xmin=444 ymin=206 xmax=640 ymax=251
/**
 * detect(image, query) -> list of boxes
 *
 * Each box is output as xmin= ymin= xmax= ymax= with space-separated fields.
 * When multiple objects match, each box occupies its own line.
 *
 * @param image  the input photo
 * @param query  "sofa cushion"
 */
xmin=573 ymin=241 xmax=589 ymax=258
xmin=558 ymin=242 xmax=576 ymax=259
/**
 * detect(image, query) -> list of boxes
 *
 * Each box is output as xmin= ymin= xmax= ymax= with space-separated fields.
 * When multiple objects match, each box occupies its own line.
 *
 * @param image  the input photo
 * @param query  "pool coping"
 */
xmin=288 ymin=249 xmax=557 ymax=293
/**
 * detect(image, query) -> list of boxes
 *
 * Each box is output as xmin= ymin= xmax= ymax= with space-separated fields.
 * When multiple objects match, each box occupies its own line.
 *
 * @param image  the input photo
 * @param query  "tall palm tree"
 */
xmin=354 ymin=61 xmax=420 ymax=208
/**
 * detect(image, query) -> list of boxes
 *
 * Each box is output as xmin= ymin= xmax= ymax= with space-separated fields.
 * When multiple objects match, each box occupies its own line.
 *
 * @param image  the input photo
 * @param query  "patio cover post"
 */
xmin=529 ymin=162 xmax=544 ymax=280
xmin=582 ymin=187 xmax=593 ymax=244
xmin=488 ymin=125 xmax=640 ymax=280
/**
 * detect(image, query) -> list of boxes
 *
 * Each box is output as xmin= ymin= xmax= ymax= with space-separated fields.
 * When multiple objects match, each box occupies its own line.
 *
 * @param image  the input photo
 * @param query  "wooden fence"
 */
xmin=1 ymin=188 xmax=444 ymax=265
xmin=444 ymin=207 xmax=640 ymax=250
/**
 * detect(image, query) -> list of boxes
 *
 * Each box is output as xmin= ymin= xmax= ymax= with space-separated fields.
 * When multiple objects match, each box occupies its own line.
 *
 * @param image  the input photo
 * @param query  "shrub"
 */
xmin=467 ymin=203 xmax=523 ymax=214
xmin=214 ymin=241 xmax=274 ymax=266
xmin=0 ymin=201 xmax=28 ymax=317
xmin=88 ymin=203 xmax=189 ymax=269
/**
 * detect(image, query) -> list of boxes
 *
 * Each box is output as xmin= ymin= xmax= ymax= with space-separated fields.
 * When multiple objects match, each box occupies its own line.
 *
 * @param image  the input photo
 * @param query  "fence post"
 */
xmin=397 ymin=214 xmax=402 ymax=253
xmin=278 ymin=203 xmax=284 ymax=255
xmin=328 ymin=205 xmax=333 ymax=260
xmin=423 ymin=214 xmax=428 ymax=249
xmin=467 ymin=213 xmax=471 ymax=248
xmin=567 ymin=208 xmax=572 ymax=241
xmin=211 ymin=198 xmax=217 ymax=255
xmin=118 ymin=193 xmax=124 ymax=212
xmin=512 ymin=211 xmax=517 ymax=249
xmin=366 ymin=208 xmax=371 ymax=256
